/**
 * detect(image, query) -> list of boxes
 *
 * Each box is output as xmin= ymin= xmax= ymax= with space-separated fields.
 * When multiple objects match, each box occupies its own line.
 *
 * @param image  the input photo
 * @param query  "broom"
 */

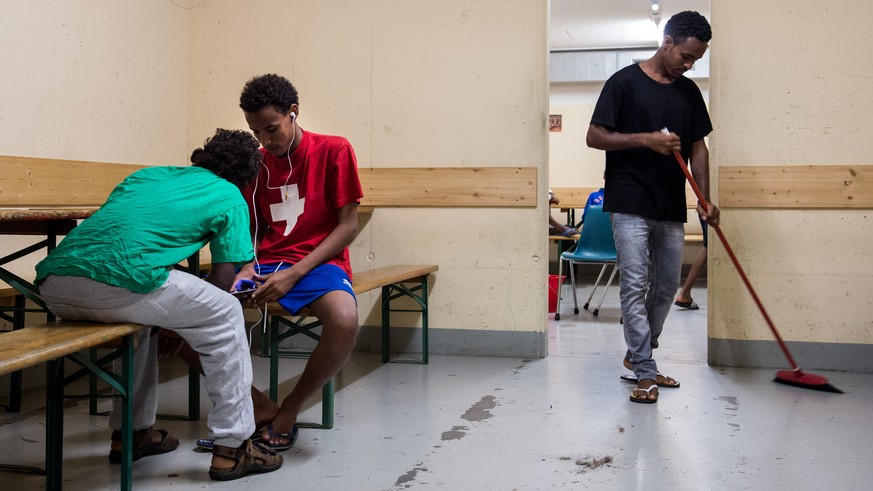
xmin=663 ymin=129 xmax=842 ymax=393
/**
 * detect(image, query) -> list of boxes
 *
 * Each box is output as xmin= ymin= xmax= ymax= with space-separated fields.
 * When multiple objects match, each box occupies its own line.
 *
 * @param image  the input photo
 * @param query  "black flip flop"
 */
xmin=674 ymin=300 xmax=699 ymax=310
xmin=260 ymin=424 xmax=299 ymax=452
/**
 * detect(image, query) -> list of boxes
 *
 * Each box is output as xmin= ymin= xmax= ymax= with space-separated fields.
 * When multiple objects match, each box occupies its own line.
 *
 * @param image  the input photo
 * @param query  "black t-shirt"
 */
xmin=591 ymin=63 xmax=712 ymax=222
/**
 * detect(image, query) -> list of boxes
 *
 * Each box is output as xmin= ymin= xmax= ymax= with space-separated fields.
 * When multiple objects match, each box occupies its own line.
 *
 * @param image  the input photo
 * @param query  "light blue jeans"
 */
xmin=611 ymin=213 xmax=685 ymax=381
xmin=39 ymin=270 xmax=255 ymax=448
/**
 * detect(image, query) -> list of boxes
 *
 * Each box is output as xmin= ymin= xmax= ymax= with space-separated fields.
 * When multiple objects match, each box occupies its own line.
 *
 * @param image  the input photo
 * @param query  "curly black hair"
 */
xmin=664 ymin=11 xmax=712 ymax=44
xmin=239 ymin=74 xmax=299 ymax=113
xmin=190 ymin=129 xmax=262 ymax=188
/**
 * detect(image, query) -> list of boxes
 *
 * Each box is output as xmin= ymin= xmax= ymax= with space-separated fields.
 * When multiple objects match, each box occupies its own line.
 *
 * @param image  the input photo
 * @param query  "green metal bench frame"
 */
xmin=265 ymin=271 xmax=432 ymax=429
xmin=86 ymin=252 xmax=204 ymax=422
xmin=0 ymin=329 xmax=137 ymax=491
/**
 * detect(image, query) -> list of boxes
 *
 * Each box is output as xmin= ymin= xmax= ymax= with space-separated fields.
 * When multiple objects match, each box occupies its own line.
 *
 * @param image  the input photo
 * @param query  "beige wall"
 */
xmin=1 ymin=1 xmax=551 ymax=347
xmin=709 ymin=0 xmax=873 ymax=346
xmin=0 ymin=1 xmax=189 ymax=165
xmin=0 ymin=0 xmax=190 ymax=280
xmin=186 ymin=0 xmax=549 ymax=341
xmin=548 ymin=85 xmax=606 ymax=189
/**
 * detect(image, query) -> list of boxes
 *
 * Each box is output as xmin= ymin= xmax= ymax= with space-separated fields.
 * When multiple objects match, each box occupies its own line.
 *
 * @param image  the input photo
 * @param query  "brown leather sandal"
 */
xmin=209 ymin=439 xmax=283 ymax=481
xmin=108 ymin=426 xmax=179 ymax=464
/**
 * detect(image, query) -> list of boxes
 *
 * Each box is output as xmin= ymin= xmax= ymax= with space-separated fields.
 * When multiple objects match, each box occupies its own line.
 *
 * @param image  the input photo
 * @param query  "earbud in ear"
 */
xmin=290 ymin=112 xmax=296 ymax=120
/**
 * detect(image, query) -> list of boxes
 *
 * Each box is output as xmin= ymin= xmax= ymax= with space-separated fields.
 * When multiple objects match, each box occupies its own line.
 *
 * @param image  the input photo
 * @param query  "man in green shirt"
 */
xmin=36 ymin=129 xmax=282 ymax=481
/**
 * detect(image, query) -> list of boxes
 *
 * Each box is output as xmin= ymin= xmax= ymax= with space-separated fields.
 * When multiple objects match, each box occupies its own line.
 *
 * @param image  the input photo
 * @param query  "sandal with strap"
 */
xmin=629 ymin=384 xmax=658 ymax=404
xmin=622 ymin=357 xmax=680 ymax=388
xmin=209 ymin=439 xmax=283 ymax=481
xmin=260 ymin=423 xmax=299 ymax=452
xmin=108 ymin=426 xmax=179 ymax=464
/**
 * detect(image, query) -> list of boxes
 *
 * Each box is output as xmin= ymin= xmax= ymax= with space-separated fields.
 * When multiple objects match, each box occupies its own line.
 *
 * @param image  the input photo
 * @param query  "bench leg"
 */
xmin=119 ymin=335 xmax=134 ymax=491
xmin=186 ymin=368 xmax=200 ymax=421
xmin=381 ymin=276 xmax=430 ymax=364
xmin=6 ymin=370 xmax=22 ymax=413
xmin=45 ymin=358 xmax=64 ymax=490
xmin=89 ymin=347 xmax=99 ymax=415
xmin=320 ymin=378 xmax=334 ymax=430
xmin=268 ymin=314 xmax=335 ymax=429
xmin=28 ymin=336 xmax=137 ymax=490
xmin=381 ymin=285 xmax=390 ymax=363
xmin=156 ymin=366 xmax=200 ymax=421
xmin=88 ymin=348 xmax=200 ymax=422
xmin=5 ymin=295 xmax=26 ymax=413
xmin=421 ymin=277 xmax=429 ymax=365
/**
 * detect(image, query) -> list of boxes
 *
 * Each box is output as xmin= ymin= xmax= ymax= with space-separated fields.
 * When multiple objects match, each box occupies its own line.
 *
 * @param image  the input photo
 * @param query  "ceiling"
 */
xmin=550 ymin=0 xmax=711 ymax=51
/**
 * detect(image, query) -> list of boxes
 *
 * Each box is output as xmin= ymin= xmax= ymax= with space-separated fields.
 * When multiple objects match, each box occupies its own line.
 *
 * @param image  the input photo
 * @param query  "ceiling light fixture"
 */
xmin=650 ymin=1 xmax=663 ymax=28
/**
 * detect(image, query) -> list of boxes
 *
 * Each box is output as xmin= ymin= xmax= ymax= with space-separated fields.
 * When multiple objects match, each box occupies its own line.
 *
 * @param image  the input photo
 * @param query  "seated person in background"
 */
xmin=578 ymin=186 xmax=605 ymax=226
xmin=548 ymin=188 xmax=577 ymax=236
xmin=35 ymin=129 xmax=282 ymax=481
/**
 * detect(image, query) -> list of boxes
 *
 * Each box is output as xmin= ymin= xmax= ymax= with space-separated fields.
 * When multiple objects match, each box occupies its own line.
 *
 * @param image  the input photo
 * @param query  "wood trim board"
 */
xmin=358 ymin=167 xmax=537 ymax=207
xmin=719 ymin=165 xmax=873 ymax=209
xmin=0 ymin=155 xmax=146 ymax=207
xmin=2 ymin=156 xmax=537 ymax=208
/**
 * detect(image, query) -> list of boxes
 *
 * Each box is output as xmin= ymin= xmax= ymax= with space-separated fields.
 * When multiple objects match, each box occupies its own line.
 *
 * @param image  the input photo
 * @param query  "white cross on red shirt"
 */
xmin=269 ymin=184 xmax=305 ymax=235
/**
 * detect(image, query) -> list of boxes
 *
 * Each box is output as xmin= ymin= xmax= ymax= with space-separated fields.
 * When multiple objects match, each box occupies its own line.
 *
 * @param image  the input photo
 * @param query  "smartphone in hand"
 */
xmin=231 ymin=279 xmax=257 ymax=295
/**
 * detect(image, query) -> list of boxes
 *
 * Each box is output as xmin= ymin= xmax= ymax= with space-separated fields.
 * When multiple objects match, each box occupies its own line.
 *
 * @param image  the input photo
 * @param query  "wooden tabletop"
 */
xmin=0 ymin=207 xmax=97 ymax=222
xmin=0 ymin=205 xmax=372 ymax=222
xmin=548 ymin=234 xmax=580 ymax=241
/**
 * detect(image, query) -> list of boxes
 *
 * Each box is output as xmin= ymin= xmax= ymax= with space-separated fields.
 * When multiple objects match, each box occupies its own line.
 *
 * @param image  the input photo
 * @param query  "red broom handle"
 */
xmin=669 ymin=148 xmax=800 ymax=371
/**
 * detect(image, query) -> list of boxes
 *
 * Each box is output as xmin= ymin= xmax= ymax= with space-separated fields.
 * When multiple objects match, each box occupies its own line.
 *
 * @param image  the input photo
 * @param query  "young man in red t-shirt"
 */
xmin=236 ymin=73 xmax=363 ymax=448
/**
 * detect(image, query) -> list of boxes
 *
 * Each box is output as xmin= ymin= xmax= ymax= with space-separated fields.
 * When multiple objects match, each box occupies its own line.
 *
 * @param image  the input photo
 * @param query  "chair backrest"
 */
xmin=565 ymin=205 xmax=616 ymax=261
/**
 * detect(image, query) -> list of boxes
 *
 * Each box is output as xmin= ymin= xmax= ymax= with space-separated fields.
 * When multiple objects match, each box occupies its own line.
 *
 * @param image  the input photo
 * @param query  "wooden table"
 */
xmin=1 ymin=207 xmax=97 ymax=412
xmin=0 ymin=207 xmax=97 ymax=307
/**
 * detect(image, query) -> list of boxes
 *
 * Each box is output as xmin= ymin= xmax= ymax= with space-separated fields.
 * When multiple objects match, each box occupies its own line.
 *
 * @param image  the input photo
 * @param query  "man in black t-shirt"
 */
xmin=587 ymin=11 xmax=721 ymax=404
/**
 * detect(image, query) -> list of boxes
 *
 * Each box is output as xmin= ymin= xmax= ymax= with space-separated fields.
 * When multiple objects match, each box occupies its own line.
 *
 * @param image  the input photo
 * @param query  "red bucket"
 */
xmin=547 ymin=274 xmax=566 ymax=313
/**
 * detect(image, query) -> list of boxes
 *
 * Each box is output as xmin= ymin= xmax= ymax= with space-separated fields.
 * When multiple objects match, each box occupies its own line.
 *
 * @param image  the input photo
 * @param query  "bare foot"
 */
xmin=261 ymin=409 xmax=298 ymax=446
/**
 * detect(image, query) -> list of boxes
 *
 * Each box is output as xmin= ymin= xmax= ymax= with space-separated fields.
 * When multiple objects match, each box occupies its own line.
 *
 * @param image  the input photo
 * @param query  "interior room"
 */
xmin=1 ymin=1 xmax=871 ymax=489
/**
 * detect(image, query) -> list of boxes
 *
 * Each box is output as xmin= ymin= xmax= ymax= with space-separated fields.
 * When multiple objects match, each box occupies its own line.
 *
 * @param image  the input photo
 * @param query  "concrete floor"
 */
xmin=1 ymin=280 xmax=870 ymax=490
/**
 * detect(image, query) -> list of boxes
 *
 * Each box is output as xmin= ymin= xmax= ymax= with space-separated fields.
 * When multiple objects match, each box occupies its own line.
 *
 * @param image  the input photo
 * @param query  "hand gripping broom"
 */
xmin=663 ymin=129 xmax=842 ymax=393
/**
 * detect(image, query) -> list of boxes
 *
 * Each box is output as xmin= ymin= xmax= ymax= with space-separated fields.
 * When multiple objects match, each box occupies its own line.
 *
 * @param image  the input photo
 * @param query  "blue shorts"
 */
xmin=255 ymin=263 xmax=355 ymax=315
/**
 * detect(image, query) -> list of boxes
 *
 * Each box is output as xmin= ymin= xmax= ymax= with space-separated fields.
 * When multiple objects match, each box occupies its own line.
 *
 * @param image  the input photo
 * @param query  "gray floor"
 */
xmin=1 ymin=279 xmax=870 ymax=490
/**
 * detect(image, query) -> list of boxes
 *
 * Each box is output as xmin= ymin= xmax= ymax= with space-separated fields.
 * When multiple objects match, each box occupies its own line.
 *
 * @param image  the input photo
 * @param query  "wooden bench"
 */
xmin=0 ymin=320 xmax=148 ymax=490
xmin=259 ymin=264 xmax=438 ymax=429
xmin=2 ymin=154 xmax=510 ymax=429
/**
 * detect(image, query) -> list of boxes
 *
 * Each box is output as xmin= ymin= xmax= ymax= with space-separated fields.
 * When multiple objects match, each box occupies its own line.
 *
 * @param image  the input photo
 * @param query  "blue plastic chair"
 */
xmin=554 ymin=205 xmax=617 ymax=320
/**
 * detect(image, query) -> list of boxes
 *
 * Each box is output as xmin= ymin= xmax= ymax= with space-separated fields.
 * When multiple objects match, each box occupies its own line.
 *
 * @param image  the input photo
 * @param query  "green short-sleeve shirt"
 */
xmin=36 ymin=166 xmax=254 ymax=293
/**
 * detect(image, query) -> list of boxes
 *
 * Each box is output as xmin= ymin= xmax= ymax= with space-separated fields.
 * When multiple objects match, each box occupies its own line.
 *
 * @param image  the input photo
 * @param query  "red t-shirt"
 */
xmin=244 ymin=130 xmax=363 ymax=277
